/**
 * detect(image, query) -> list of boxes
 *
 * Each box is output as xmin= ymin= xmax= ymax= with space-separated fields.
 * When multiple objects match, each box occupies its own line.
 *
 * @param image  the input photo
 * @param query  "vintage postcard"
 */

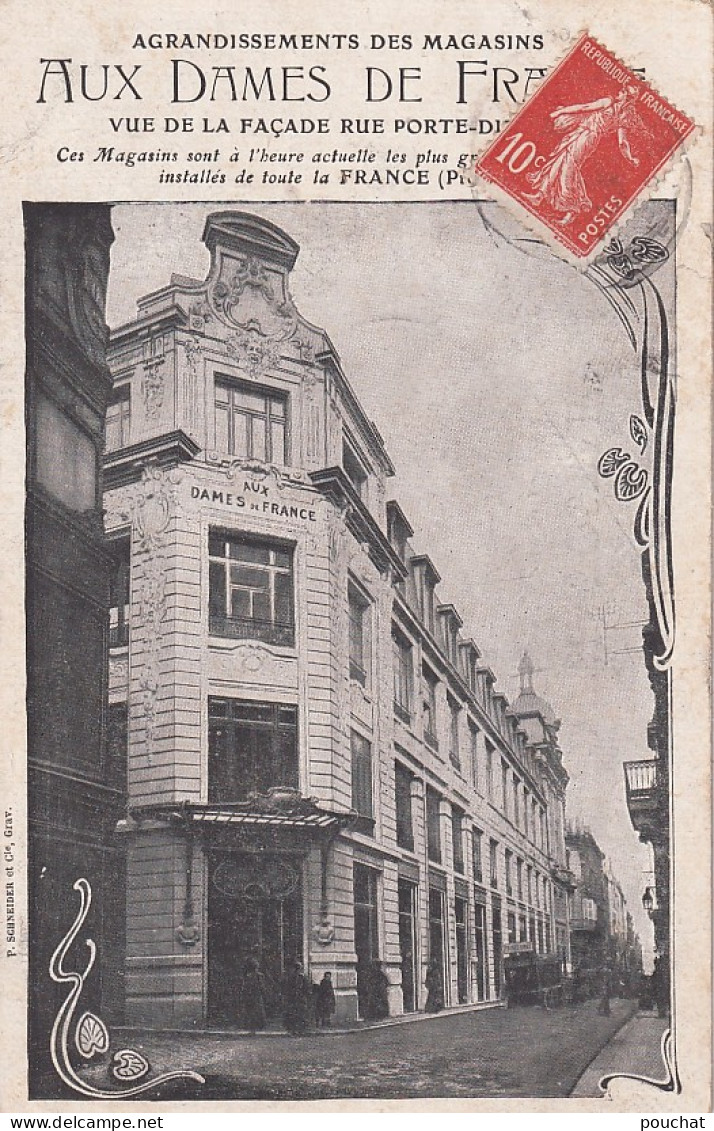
xmin=0 ymin=0 xmax=711 ymax=1116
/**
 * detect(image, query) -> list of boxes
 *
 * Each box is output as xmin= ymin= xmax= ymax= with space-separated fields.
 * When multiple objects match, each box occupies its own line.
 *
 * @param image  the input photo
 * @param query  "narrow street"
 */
xmin=116 ymin=998 xmax=639 ymax=1101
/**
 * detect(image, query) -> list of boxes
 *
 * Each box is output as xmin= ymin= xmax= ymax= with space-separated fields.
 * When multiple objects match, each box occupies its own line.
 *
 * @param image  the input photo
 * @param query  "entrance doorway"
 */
xmin=207 ymin=852 xmax=303 ymax=1025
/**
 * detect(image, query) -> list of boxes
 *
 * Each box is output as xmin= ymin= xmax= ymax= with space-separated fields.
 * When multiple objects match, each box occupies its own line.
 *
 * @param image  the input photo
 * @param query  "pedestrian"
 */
xmin=652 ymin=954 xmax=669 ymax=1019
xmin=282 ymin=960 xmax=312 ymax=1035
xmin=241 ymin=956 xmax=267 ymax=1033
xmin=370 ymin=961 xmax=390 ymax=1019
xmin=597 ymin=963 xmax=612 ymax=1016
xmin=425 ymin=959 xmax=444 ymax=1013
xmin=314 ymin=971 xmax=336 ymax=1028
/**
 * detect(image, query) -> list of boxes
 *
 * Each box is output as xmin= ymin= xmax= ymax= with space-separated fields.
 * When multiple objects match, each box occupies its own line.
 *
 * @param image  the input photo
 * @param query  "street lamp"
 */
xmin=642 ymin=886 xmax=655 ymax=915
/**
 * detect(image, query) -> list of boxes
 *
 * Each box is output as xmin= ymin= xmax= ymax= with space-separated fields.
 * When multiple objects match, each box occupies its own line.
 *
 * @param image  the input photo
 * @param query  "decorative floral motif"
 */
xmin=111 ymin=1049 xmax=151 ymax=1083
xmin=75 ymin=1011 xmax=110 ymax=1059
xmin=597 ymin=448 xmax=631 ymax=479
xmin=49 ymin=878 xmax=204 ymax=1099
xmin=629 ymin=413 xmax=648 ymax=453
xmin=604 ymin=236 xmax=669 ymax=283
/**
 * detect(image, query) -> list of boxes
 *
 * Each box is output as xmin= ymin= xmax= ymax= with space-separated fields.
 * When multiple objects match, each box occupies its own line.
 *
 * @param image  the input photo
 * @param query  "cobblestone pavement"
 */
xmin=114 ymin=998 xmax=638 ymax=1100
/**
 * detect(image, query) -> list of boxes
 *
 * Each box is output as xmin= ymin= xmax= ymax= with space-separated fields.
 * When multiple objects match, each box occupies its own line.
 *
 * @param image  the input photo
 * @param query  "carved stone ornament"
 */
xmin=209 ymin=252 xmax=298 ymax=340
xmin=226 ymin=320 xmax=281 ymax=379
xmin=312 ymin=915 xmax=335 ymax=946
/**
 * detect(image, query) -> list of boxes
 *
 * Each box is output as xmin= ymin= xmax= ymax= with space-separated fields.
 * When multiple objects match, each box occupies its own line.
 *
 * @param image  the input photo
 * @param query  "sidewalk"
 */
xmin=570 ymin=1009 xmax=670 ymax=1096
xmin=113 ymin=997 xmax=504 ymax=1041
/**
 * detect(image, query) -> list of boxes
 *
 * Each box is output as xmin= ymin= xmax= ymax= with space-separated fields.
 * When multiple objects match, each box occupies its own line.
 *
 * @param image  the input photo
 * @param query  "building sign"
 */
xmin=190 ymin=481 xmax=317 ymax=522
xmin=503 ymin=941 xmax=535 ymax=956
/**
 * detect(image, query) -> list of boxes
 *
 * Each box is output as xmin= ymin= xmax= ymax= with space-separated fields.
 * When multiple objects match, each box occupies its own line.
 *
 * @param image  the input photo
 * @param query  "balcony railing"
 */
xmin=209 ymin=613 xmax=295 ymax=648
xmin=624 ymin=758 xmax=658 ymax=795
xmin=624 ymin=758 xmax=660 ymax=838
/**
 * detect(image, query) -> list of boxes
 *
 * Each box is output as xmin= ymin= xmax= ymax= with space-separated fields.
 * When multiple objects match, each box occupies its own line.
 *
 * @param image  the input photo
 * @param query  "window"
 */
xmin=108 ymin=537 xmax=130 ymax=648
xmin=422 ymin=665 xmax=439 ymax=751
xmin=354 ymin=864 xmax=380 ymax=999
xmin=392 ymin=628 xmax=413 ymax=723
xmin=208 ymin=699 xmax=298 ymax=802
xmin=523 ymin=789 xmax=530 ymax=839
xmin=527 ymin=865 xmax=533 ymax=905
xmin=532 ymin=797 xmax=538 ymax=844
xmin=209 ymin=532 xmax=294 ymax=646
xmin=469 ymin=721 xmax=479 ymax=791
xmin=501 ymin=760 xmax=509 ymax=819
xmin=394 ymin=762 xmax=414 ymax=851
xmin=507 ymin=911 xmax=517 ymax=945
xmin=472 ymin=827 xmax=483 ymax=884
xmin=105 ymin=385 xmax=131 ymax=452
xmin=451 ymin=807 xmax=465 ymax=873
xmin=36 ymin=394 xmax=96 ymax=513
xmin=513 ymin=776 xmax=520 ymax=828
xmin=348 ymin=583 xmax=370 ymax=686
xmin=519 ymin=914 xmax=528 ymax=943
xmin=106 ymin=701 xmax=128 ymax=791
xmin=351 ymin=730 xmax=374 ymax=833
xmin=343 ymin=438 xmax=367 ymax=499
xmin=517 ymin=858 xmax=524 ymax=901
xmin=426 ymin=787 xmax=442 ymax=864
xmin=505 ymin=849 xmax=513 ymax=897
xmin=489 ymin=838 xmax=499 ymax=888
xmin=448 ymin=695 xmax=461 ymax=768
xmin=215 ymin=379 xmax=287 ymax=463
xmin=485 ymin=740 xmax=494 ymax=800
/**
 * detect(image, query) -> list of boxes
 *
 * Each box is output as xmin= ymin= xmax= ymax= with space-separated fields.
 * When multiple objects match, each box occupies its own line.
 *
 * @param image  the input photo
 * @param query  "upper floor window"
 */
xmin=513 ymin=775 xmax=520 ymax=828
xmin=448 ymin=695 xmax=461 ymax=769
xmin=392 ymin=628 xmax=413 ymax=724
xmin=343 ymin=438 xmax=367 ymax=499
xmin=208 ymin=698 xmax=297 ymax=803
xmin=108 ymin=537 xmax=131 ymax=648
xmin=485 ymin=739 xmax=494 ymax=800
xmin=426 ymin=786 xmax=442 ymax=864
xmin=501 ymin=760 xmax=509 ymax=819
xmin=394 ymin=762 xmax=414 ymax=851
xmin=516 ymin=857 xmax=524 ymax=901
xmin=351 ymin=730 xmax=374 ymax=834
xmin=489 ymin=839 xmax=499 ymax=888
xmin=451 ymin=807 xmax=465 ymax=873
xmin=348 ymin=583 xmax=370 ymax=686
xmin=523 ymin=788 xmax=530 ymax=838
xmin=422 ymin=665 xmax=439 ymax=751
xmin=469 ymin=721 xmax=479 ymax=791
xmin=472 ymin=827 xmax=483 ymax=884
xmin=215 ymin=378 xmax=287 ymax=464
xmin=527 ymin=864 xmax=533 ymax=905
xmin=209 ymin=531 xmax=294 ymax=646
xmin=105 ymin=385 xmax=131 ymax=452
xmin=505 ymin=849 xmax=513 ymax=897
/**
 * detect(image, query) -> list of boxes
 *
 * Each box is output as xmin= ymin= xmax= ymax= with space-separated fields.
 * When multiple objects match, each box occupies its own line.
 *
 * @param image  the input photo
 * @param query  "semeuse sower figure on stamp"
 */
xmin=523 ymin=84 xmax=643 ymax=226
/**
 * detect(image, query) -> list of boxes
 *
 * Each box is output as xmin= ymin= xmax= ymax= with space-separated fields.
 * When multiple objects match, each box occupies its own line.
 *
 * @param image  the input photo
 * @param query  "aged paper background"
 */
xmin=0 ymin=0 xmax=711 ymax=1113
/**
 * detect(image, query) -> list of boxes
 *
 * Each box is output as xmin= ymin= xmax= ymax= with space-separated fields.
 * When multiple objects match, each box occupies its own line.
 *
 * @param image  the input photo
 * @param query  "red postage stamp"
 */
xmin=475 ymin=34 xmax=695 ymax=258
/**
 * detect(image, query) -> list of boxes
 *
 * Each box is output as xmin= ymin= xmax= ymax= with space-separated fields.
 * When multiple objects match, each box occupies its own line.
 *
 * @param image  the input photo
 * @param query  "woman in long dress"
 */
xmin=523 ymin=84 xmax=642 ymax=225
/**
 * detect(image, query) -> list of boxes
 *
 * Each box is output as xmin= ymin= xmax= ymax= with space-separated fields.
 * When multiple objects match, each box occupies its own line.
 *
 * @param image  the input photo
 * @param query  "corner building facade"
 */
xmin=105 ymin=212 xmax=571 ymax=1028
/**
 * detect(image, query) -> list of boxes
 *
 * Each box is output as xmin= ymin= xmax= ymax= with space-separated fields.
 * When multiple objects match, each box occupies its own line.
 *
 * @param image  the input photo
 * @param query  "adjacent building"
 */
xmin=25 ymin=204 xmax=124 ymax=1090
xmin=103 ymin=210 xmax=573 ymax=1028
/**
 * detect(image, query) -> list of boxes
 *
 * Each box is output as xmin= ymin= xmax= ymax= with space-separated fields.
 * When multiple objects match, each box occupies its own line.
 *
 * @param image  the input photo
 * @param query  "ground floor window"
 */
xmin=354 ymin=864 xmax=387 ymax=1020
xmin=454 ymin=896 xmax=469 ymax=1004
xmin=473 ymin=901 xmax=489 ymax=1001
xmin=398 ymin=879 xmax=418 ymax=1013
xmin=492 ymin=896 xmax=503 ymax=998
xmin=428 ymin=887 xmax=447 ymax=1009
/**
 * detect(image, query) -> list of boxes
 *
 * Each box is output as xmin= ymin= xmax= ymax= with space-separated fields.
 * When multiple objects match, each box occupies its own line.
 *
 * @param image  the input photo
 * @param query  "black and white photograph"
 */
xmin=24 ymin=199 xmax=681 ymax=1101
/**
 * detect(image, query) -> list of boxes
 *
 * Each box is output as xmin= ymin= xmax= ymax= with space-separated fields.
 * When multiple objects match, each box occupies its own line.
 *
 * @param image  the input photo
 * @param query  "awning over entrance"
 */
xmin=190 ymin=807 xmax=342 ymax=831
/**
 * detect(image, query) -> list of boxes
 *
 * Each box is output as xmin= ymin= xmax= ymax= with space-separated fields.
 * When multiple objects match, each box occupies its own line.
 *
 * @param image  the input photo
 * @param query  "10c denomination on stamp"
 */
xmin=475 ymin=34 xmax=695 ymax=258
